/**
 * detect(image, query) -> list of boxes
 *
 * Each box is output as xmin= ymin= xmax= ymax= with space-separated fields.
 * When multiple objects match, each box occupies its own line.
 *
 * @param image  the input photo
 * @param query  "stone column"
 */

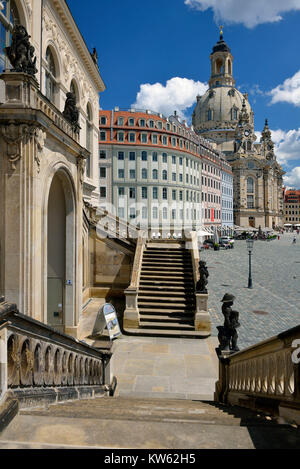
xmin=0 ymin=73 xmax=43 ymax=319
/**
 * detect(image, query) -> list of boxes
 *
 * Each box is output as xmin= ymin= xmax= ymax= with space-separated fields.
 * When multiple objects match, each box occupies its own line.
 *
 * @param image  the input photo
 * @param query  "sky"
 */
xmin=68 ymin=0 xmax=300 ymax=188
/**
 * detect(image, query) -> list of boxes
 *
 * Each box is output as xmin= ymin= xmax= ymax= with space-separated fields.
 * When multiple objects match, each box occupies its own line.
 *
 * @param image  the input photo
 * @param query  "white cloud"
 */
xmin=132 ymin=77 xmax=208 ymax=120
xmin=184 ymin=0 xmax=300 ymax=28
xmin=283 ymin=167 xmax=300 ymax=188
xmin=269 ymin=70 xmax=300 ymax=106
xmin=272 ymin=128 xmax=300 ymax=166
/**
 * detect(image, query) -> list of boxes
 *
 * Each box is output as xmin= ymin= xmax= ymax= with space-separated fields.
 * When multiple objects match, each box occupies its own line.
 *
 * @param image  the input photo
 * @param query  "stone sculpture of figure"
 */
xmin=63 ymin=92 xmax=80 ymax=133
xmin=196 ymin=260 xmax=209 ymax=293
xmin=4 ymin=24 xmax=37 ymax=76
xmin=91 ymin=47 xmax=98 ymax=65
xmin=217 ymin=293 xmax=240 ymax=352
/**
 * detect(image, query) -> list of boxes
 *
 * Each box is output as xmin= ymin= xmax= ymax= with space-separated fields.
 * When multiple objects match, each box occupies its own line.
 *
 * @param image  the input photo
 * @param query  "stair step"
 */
xmin=124 ymin=327 xmax=211 ymax=338
xmin=138 ymin=302 xmax=195 ymax=308
xmin=139 ymin=285 xmax=194 ymax=291
xmin=138 ymin=295 xmax=194 ymax=301
xmin=138 ymin=290 xmax=194 ymax=296
xmin=139 ymin=308 xmax=194 ymax=314
xmin=139 ymin=321 xmax=195 ymax=330
xmin=140 ymin=315 xmax=194 ymax=322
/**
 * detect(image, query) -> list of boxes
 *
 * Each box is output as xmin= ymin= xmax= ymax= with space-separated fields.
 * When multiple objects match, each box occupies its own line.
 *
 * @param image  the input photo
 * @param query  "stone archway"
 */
xmin=46 ymin=169 xmax=76 ymax=333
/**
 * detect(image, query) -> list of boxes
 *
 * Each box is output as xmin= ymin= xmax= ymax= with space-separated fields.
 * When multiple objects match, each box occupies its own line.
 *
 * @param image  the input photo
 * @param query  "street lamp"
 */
xmin=246 ymin=238 xmax=254 ymax=289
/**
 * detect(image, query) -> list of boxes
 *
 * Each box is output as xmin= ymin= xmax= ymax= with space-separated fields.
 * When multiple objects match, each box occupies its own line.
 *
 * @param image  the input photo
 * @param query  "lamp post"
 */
xmin=246 ymin=238 xmax=254 ymax=289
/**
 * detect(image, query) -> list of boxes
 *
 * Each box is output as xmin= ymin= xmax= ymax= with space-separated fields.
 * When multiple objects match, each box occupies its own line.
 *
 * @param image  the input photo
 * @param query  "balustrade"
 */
xmin=215 ymin=325 xmax=300 ymax=424
xmin=0 ymin=301 xmax=113 ymax=407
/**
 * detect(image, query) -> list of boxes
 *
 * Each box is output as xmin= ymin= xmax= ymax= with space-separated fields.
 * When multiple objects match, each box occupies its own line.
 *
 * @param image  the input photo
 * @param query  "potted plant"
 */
xmin=214 ymin=243 xmax=220 ymax=251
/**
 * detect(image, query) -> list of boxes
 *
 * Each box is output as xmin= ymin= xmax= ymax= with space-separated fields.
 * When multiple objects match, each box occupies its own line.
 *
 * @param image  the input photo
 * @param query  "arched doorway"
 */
xmin=46 ymin=170 xmax=75 ymax=332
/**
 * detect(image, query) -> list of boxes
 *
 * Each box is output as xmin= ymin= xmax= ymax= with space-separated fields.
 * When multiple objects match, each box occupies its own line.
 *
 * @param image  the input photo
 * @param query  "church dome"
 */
xmin=193 ymin=86 xmax=253 ymax=133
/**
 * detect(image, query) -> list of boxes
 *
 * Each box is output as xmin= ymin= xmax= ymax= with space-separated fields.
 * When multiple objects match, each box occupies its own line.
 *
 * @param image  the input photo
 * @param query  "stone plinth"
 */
xmin=123 ymin=288 xmax=140 ymax=329
xmin=195 ymin=293 xmax=211 ymax=334
xmin=0 ymin=72 xmax=39 ymax=109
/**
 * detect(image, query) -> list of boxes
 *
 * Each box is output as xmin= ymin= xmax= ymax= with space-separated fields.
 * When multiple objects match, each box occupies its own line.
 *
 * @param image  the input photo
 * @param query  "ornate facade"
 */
xmin=193 ymin=29 xmax=284 ymax=229
xmin=0 ymin=0 xmax=105 ymax=336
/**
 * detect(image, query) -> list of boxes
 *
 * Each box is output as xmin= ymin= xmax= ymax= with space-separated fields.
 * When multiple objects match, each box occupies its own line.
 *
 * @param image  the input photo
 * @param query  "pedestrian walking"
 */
xmin=293 ymin=235 xmax=296 ymax=244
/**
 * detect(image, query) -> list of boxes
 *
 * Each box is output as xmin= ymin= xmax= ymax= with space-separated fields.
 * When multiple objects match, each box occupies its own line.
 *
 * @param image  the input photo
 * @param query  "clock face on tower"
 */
xmin=244 ymin=129 xmax=250 ymax=137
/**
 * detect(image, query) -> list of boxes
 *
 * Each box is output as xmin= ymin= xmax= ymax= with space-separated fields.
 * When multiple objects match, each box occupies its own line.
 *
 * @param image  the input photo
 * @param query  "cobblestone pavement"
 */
xmin=200 ymin=232 xmax=300 ymax=349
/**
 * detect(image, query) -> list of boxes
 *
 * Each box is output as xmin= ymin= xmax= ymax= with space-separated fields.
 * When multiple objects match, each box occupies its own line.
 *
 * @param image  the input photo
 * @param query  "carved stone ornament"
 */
xmin=34 ymin=128 xmax=46 ymax=172
xmin=4 ymin=24 xmax=38 ymax=76
xmin=77 ymin=155 xmax=86 ymax=185
xmin=11 ymin=337 xmax=21 ymax=370
xmin=0 ymin=121 xmax=37 ymax=169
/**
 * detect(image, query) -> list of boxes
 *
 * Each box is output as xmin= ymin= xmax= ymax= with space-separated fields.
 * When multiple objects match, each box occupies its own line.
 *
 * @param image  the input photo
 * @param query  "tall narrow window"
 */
xmin=247 ymin=177 xmax=254 ymax=193
xmin=45 ymin=47 xmax=57 ymax=104
xmin=0 ymin=0 xmax=20 ymax=73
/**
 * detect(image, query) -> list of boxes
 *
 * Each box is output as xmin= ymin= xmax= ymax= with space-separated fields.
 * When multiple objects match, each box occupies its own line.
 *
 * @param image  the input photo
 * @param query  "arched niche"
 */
xmin=43 ymin=167 xmax=76 ymax=333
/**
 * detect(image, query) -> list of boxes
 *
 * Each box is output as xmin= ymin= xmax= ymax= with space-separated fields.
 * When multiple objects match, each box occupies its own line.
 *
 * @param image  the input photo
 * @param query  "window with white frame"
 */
xmin=45 ymin=47 xmax=57 ymax=104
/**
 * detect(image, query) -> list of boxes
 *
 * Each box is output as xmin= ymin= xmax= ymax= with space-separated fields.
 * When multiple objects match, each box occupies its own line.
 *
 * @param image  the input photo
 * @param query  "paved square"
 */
xmin=200 ymin=232 xmax=300 ymax=349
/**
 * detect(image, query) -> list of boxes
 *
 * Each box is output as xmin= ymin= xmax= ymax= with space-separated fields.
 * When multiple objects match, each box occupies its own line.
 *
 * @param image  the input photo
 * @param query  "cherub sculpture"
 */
xmin=196 ymin=260 xmax=209 ymax=293
xmin=63 ymin=92 xmax=80 ymax=133
xmin=217 ymin=293 xmax=240 ymax=352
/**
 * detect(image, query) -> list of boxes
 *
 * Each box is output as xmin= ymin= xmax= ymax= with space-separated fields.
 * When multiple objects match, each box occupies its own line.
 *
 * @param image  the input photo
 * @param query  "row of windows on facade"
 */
xmin=116 ymin=206 xmax=221 ymax=221
xmin=100 ymin=167 xmax=200 ymax=185
xmin=99 ymin=186 xmax=221 ymax=206
xmin=99 ymin=149 xmax=222 ymax=177
xmin=99 ymin=130 xmax=201 ymax=152
xmin=222 ymin=212 xmax=233 ymax=221
xmin=100 ymin=115 xmax=195 ymax=138
xmin=222 ymin=186 xmax=233 ymax=196
xmin=286 ymin=211 xmax=299 ymax=215
xmin=111 ymin=168 xmax=201 ymax=185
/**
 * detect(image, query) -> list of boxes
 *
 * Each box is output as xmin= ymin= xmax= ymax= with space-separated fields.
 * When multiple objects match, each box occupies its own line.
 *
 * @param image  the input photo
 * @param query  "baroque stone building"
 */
xmin=0 ymin=0 xmax=104 ymax=336
xmin=192 ymin=29 xmax=284 ymax=229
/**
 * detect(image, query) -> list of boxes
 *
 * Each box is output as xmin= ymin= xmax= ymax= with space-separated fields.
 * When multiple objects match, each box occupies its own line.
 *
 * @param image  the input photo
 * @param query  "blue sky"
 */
xmin=68 ymin=0 xmax=300 ymax=187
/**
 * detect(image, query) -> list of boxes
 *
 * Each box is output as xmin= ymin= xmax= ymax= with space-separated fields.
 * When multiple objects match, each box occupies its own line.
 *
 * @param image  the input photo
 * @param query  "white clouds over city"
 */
xmin=132 ymin=77 xmax=208 ymax=120
xmin=184 ymin=0 xmax=300 ymax=28
xmin=269 ymin=70 xmax=300 ymax=106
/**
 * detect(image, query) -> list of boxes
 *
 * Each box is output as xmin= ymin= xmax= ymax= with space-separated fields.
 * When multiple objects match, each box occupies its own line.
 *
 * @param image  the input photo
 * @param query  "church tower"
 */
xmin=193 ymin=30 xmax=285 ymax=229
xmin=192 ymin=28 xmax=254 ymax=156
xmin=209 ymin=26 xmax=235 ymax=89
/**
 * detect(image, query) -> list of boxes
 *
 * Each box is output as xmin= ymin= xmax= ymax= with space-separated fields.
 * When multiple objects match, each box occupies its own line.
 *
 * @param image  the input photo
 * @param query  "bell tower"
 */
xmin=209 ymin=27 xmax=235 ymax=89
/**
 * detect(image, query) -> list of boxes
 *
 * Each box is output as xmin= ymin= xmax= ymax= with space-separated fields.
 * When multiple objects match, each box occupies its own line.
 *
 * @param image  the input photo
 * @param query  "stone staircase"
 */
xmin=132 ymin=242 xmax=204 ymax=337
xmin=0 ymin=396 xmax=299 ymax=449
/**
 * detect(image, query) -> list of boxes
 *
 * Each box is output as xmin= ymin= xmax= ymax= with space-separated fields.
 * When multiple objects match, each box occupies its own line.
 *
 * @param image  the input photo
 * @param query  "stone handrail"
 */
xmin=0 ymin=301 xmax=114 ymax=409
xmin=187 ymin=231 xmax=211 ymax=335
xmin=187 ymin=231 xmax=200 ymax=288
xmin=215 ymin=325 xmax=300 ymax=424
xmin=123 ymin=231 xmax=147 ymax=329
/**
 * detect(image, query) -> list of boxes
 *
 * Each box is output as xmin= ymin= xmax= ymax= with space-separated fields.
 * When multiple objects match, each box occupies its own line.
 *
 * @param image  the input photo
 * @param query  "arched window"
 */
xmin=162 ymin=170 xmax=168 ymax=180
xmin=247 ymin=177 xmax=254 ymax=193
xmin=45 ymin=47 xmax=57 ymax=103
xmin=86 ymin=103 xmax=93 ymax=178
xmin=152 ymin=169 xmax=158 ymax=180
xmin=247 ymin=141 xmax=252 ymax=151
xmin=208 ymin=109 xmax=213 ymax=121
xmin=228 ymin=60 xmax=232 ymax=75
xmin=70 ymin=80 xmax=79 ymax=102
xmin=0 ymin=0 xmax=20 ymax=73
